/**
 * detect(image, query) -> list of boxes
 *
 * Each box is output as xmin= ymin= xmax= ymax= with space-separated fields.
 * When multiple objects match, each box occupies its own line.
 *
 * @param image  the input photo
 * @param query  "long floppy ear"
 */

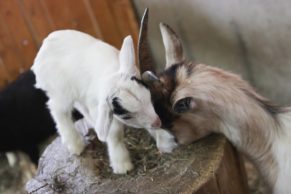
xmin=173 ymin=97 xmax=196 ymax=113
xmin=95 ymin=101 xmax=113 ymax=142
xmin=119 ymin=35 xmax=140 ymax=76
xmin=160 ymin=23 xmax=184 ymax=69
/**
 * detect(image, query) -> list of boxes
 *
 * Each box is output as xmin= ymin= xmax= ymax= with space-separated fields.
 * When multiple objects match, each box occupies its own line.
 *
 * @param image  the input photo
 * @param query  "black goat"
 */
xmin=0 ymin=70 xmax=82 ymax=164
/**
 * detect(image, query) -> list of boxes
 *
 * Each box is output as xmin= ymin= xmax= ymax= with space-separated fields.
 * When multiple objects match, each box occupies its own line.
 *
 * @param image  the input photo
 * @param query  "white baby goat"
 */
xmin=32 ymin=30 xmax=176 ymax=174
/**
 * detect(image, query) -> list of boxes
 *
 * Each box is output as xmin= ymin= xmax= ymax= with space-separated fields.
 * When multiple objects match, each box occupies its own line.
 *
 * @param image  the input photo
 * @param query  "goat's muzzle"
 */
xmin=151 ymin=116 xmax=162 ymax=128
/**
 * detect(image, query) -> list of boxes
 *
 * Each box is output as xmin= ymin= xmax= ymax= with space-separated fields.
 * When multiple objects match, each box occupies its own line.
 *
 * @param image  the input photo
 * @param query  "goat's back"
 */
xmin=32 ymin=30 xmax=120 ymax=95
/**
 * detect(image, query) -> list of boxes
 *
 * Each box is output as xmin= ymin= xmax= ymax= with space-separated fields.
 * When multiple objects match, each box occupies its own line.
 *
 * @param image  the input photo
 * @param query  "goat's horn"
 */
xmin=142 ymin=71 xmax=159 ymax=83
xmin=138 ymin=8 xmax=156 ymax=73
xmin=159 ymin=23 xmax=184 ymax=69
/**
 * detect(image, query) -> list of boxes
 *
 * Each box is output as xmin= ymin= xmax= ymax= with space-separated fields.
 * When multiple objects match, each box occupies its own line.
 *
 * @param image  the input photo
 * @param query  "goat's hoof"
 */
xmin=65 ymin=138 xmax=85 ymax=155
xmin=112 ymin=160 xmax=134 ymax=174
xmin=157 ymin=131 xmax=178 ymax=153
xmin=158 ymin=141 xmax=178 ymax=153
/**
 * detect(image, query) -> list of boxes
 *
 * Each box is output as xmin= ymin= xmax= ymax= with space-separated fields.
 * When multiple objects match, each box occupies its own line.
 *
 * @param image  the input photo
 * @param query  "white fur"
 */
xmin=6 ymin=152 xmax=18 ymax=167
xmin=272 ymin=112 xmax=291 ymax=194
xmin=32 ymin=30 xmax=176 ymax=174
xmin=147 ymin=128 xmax=177 ymax=153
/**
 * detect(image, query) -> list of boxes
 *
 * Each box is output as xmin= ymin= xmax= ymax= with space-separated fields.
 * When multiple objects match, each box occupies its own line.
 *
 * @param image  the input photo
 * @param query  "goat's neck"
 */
xmin=217 ymin=99 xmax=287 ymax=188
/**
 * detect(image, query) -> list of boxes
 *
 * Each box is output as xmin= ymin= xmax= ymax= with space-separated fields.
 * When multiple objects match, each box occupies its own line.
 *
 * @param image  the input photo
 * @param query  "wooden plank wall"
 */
xmin=0 ymin=0 xmax=139 ymax=88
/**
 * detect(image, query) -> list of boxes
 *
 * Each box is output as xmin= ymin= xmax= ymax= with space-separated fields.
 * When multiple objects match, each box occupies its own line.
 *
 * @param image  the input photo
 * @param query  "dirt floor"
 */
xmin=0 ymin=132 xmax=268 ymax=194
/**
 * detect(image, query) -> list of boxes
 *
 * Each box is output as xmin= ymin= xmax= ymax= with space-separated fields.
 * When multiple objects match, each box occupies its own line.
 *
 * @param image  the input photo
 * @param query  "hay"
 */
xmin=25 ymin=127 xmax=232 ymax=194
xmin=85 ymin=128 xmax=193 ymax=179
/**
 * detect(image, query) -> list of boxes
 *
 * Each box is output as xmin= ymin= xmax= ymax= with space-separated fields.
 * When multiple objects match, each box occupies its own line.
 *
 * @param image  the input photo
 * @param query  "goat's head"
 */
xmin=139 ymin=12 xmax=221 ymax=144
xmin=96 ymin=36 xmax=161 ymax=142
xmin=140 ymin=16 xmax=282 ymax=146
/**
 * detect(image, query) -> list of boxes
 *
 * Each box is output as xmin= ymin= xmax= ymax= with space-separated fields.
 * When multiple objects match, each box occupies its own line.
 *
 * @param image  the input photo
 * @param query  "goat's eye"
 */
xmin=122 ymin=115 xmax=132 ymax=120
xmin=112 ymin=97 xmax=129 ymax=115
xmin=173 ymin=97 xmax=192 ymax=113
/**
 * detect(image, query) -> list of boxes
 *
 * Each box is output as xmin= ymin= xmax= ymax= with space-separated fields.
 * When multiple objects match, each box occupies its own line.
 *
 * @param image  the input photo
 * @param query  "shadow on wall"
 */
xmin=133 ymin=0 xmax=291 ymax=105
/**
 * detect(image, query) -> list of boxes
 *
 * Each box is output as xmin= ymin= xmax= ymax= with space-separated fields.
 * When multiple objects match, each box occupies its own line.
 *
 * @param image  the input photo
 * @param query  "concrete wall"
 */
xmin=132 ymin=0 xmax=291 ymax=105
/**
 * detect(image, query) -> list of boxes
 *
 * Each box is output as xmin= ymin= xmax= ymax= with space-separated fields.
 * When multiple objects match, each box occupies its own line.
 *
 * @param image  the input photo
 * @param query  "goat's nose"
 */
xmin=151 ymin=117 xmax=161 ymax=128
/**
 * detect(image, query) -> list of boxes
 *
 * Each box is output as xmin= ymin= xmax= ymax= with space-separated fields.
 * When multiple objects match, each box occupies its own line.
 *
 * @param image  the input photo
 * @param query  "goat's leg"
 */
xmin=106 ymin=118 xmax=133 ymax=174
xmin=47 ymin=99 xmax=85 ymax=155
xmin=23 ymin=146 xmax=39 ymax=164
xmin=6 ymin=152 xmax=18 ymax=167
xmin=146 ymin=128 xmax=177 ymax=153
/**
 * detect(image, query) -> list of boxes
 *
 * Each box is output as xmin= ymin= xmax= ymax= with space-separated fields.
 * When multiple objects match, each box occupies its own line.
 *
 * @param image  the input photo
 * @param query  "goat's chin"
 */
xmin=126 ymin=123 xmax=141 ymax=129
xmin=115 ymin=116 xmax=151 ymax=129
xmin=174 ymin=131 xmax=209 ymax=145
xmin=125 ymin=122 xmax=151 ymax=129
xmin=118 ymin=119 xmax=142 ymax=129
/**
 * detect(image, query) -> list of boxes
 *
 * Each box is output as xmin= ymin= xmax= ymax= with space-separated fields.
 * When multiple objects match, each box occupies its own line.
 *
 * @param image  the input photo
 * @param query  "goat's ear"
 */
xmin=142 ymin=71 xmax=160 ymax=85
xmin=95 ymin=101 xmax=113 ymax=142
xmin=173 ymin=97 xmax=196 ymax=113
xmin=160 ymin=23 xmax=184 ymax=69
xmin=119 ymin=36 xmax=140 ymax=76
xmin=142 ymin=71 xmax=163 ymax=90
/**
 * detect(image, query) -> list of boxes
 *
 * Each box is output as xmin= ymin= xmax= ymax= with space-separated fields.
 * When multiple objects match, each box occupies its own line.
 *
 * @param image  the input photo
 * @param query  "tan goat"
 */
xmin=140 ymin=20 xmax=291 ymax=194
